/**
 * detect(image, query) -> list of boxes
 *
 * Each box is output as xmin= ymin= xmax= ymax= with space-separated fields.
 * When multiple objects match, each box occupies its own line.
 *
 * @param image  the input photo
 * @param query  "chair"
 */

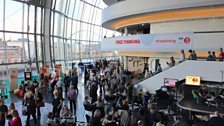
xmin=192 ymin=90 xmax=199 ymax=104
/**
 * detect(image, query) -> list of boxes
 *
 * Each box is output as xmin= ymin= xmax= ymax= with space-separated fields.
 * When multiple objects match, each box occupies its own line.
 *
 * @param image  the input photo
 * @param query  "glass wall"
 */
xmin=0 ymin=0 xmax=119 ymax=80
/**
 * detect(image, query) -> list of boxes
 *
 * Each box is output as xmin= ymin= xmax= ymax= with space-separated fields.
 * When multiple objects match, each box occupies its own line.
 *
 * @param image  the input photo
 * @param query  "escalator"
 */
xmin=138 ymin=60 xmax=224 ymax=93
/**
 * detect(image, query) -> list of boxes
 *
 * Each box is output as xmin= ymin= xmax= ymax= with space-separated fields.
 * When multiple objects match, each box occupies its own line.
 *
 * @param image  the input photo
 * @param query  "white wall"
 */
xmin=193 ymin=33 xmax=224 ymax=51
xmin=139 ymin=60 xmax=224 ymax=93
xmin=150 ymin=18 xmax=224 ymax=34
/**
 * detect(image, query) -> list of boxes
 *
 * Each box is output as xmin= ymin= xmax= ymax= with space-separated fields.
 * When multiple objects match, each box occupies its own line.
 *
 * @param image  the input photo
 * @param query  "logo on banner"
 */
xmin=184 ymin=37 xmax=191 ymax=44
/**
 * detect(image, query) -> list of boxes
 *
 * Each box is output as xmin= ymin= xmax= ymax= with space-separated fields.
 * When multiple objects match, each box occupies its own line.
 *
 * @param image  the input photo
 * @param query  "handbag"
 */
xmin=22 ymin=106 xmax=27 ymax=116
xmin=37 ymin=100 xmax=45 ymax=107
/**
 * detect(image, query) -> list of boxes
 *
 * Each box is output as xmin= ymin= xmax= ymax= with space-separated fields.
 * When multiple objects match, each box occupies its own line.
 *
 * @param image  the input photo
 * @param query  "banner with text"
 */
xmin=101 ymin=33 xmax=193 ymax=52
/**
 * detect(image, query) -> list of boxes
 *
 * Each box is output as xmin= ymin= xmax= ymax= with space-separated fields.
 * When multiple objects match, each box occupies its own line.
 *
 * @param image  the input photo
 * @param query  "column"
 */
xmin=124 ymin=27 xmax=128 ymax=36
xmin=43 ymin=0 xmax=53 ymax=68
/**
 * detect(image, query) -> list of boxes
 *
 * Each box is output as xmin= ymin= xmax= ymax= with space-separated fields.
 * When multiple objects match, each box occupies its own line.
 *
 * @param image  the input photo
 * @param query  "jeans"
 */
xmin=69 ymin=100 xmax=76 ymax=115
xmin=37 ymin=107 xmax=41 ymax=117
xmin=26 ymin=113 xmax=37 ymax=125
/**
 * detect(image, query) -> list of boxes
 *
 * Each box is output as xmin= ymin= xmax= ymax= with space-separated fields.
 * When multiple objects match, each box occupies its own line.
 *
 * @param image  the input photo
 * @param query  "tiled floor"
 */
xmin=4 ymin=77 xmax=88 ymax=126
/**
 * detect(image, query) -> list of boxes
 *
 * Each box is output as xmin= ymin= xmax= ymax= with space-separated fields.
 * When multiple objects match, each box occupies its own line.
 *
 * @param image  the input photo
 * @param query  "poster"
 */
xmin=55 ymin=64 xmax=62 ymax=77
xmin=24 ymin=72 xmax=32 ymax=81
xmin=9 ymin=68 xmax=18 ymax=92
xmin=41 ymin=66 xmax=49 ymax=75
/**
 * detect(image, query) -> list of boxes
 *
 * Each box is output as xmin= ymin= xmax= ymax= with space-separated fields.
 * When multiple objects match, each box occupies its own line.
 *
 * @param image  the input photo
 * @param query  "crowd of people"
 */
xmin=1 ymin=47 xmax=224 ymax=126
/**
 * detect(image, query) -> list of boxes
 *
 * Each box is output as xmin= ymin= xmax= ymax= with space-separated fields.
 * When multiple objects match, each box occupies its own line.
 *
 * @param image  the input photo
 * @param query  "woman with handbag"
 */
xmin=34 ymin=88 xmax=43 ymax=118
xmin=67 ymin=85 xmax=77 ymax=115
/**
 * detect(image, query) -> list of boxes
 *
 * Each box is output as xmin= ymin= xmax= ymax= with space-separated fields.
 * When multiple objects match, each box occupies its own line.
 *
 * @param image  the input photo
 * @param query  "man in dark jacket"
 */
xmin=208 ymin=111 xmax=224 ymax=126
xmin=26 ymin=92 xmax=37 ymax=125
xmin=70 ymin=73 xmax=78 ymax=91
xmin=0 ymin=99 xmax=8 ymax=126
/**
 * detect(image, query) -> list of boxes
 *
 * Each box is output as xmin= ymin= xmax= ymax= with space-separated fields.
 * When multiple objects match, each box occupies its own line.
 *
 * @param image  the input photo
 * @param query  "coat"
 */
xmin=26 ymin=97 xmax=36 ymax=114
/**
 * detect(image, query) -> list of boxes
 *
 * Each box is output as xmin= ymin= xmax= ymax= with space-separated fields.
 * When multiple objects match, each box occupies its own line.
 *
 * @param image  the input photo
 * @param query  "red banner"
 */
xmin=41 ymin=66 xmax=49 ymax=75
xmin=55 ymin=64 xmax=62 ymax=77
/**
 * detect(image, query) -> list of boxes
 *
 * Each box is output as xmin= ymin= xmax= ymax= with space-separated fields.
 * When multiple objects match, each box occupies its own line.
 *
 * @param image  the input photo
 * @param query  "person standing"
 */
xmin=155 ymin=63 xmax=162 ymax=74
xmin=219 ymin=48 xmax=224 ymax=61
xmin=56 ymin=78 xmax=63 ymax=94
xmin=192 ymin=50 xmax=197 ymax=60
xmin=67 ymin=85 xmax=77 ymax=115
xmin=34 ymin=88 xmax=43 ymax=118
xmin=26 ymin=92 xmax=37 ymax=125
xmin=70 ymin=72 xmax=78 ymax=92
xmin=0 ymin=99 xmax=8 ymax=126
xmin=207 ymin=51 xmax=213 ymax=61
xmin=179 ymin=50 xmax=185 ymax=63
xmin=52 ymin=91 xmax=63 ymax=118
xmin=212 ymin=51 xmax=216 ymax=61
xmin=64 ymin=74 xmax=70 ymax=93
xmin=188 ymin=50 xmax=193 ymax=60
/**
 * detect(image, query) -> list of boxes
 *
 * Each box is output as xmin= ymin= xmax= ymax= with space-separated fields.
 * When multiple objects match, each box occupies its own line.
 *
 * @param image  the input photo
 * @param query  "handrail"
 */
xmin=133 ymin=58 xmax=221 ymax=85
xmin=133 ymin=60 xmax=184 ymax=85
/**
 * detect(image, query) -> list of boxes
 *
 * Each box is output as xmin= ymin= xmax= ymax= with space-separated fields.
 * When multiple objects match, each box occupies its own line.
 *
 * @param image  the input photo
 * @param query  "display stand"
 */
xmin=9 ymin=68 xmax=18 ymax=92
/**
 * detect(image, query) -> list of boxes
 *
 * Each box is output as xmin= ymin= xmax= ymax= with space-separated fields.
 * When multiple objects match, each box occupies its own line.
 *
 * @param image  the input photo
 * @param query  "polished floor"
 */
xmin=4 ymin=79 xmax=88 ymax=126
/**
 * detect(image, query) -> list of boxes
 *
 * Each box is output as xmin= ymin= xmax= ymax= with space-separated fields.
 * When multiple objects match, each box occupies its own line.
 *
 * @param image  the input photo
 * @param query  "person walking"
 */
xmin=67 ymin=85 xmax=77 ymax=115
xmin=25 ymin=92 xmax=37 ymax=126
xmin=34 ymin=88 xmax=43 ymax=118
xmin=0 ymin=99 xmax=8 ymax=126
xmin=52 ymin=91 xmax=63 ymax=118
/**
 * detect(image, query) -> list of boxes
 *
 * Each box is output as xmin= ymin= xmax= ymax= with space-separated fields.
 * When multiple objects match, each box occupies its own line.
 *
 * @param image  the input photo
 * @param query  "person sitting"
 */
xmin=47 ymin=112 xmax=57 ymax=126
xmin=208 ymin=111 xmax=224 ymax=126
xmin=60 ymin=105 xmax=74 ymax=125
xmin=89 ymin=109 xmax=102 ymax=126
xmin=104 ymin=114 xmax=117 ymax=126
xmin=206 ymin=92 xmax=218 ymax=107
xmin=60 ymin=105 xmax=73 ymax=118
xmin=83 ymin=96 xmax=93 ymax=111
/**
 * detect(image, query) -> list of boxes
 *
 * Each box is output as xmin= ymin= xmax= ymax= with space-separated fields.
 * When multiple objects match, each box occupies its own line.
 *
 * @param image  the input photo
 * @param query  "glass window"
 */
xmin=29 ymin=6 xmax=35 ymax=33
xmin=95 ymin=9 xmax=102 ymax=25
xmin=36 ymin=8 xmax=42 ymax=34
xmin=5 ymin=1 xmax=23 ymax=32
xmin=82 ymin=3 xmax=92 ymax=23
xmin=80 ymin=22 xmax=89 ymax=41
xmin=0 ymin=0 xmax=3 ymax=30
xmin=28 ymin=35 xmax=36 ymax=62
xmin=36 ymin=35 xmax=42 ymax=61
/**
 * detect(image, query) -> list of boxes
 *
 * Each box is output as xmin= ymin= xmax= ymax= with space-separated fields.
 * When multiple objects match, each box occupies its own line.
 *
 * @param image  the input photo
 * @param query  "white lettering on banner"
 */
xmin=101 ymin=33 xmax=193 ymax=52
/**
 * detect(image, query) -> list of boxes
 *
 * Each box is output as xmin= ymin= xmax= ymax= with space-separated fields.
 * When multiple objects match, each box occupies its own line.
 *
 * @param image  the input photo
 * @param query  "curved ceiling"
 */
xmin=102 ymin=0 xmax=224 ymax=30
xmin=110 ymin=6 xmax=224 ymax=30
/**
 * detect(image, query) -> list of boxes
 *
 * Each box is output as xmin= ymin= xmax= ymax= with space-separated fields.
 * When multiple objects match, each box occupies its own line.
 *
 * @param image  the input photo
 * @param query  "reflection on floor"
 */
xmin=4 ymin=83 xmax=88 ymax=126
